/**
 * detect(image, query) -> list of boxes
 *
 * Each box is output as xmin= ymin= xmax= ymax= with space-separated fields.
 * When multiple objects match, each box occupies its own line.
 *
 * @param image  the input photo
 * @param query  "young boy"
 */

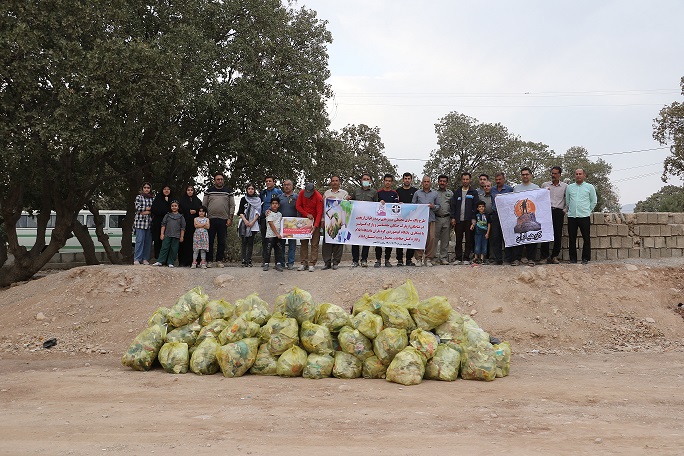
xmin=264 ymin=198 xmax=284 ymax=272
xmin=153 ymin=200 xmax=186 ymax=267
xmin=471 ymin=200 xmax=490 ymax=264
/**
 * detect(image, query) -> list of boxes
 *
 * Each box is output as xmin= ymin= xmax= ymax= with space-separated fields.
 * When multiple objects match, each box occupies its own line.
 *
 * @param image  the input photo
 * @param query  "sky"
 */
xmin=299 ymin=0 xmax=684 ymax=206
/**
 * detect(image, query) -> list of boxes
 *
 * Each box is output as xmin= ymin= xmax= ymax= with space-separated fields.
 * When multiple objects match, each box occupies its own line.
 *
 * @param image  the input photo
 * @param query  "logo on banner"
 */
xmin=513 ymin=198 xmax=542 ymax=243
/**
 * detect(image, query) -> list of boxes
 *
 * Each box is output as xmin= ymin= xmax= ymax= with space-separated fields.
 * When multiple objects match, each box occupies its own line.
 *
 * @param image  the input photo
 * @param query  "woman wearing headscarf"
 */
xmin=151 ymin=185 xmax=172 ymax=260
xmin=178 ymin=184 xmax=202 ymax=267
xmin=237 ymin=183 xmax=262 ymax=267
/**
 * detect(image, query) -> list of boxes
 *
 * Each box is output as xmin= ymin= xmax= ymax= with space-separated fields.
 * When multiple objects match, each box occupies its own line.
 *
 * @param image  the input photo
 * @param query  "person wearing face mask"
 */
xmin=348 ymin=173 xmax=378 ymax=267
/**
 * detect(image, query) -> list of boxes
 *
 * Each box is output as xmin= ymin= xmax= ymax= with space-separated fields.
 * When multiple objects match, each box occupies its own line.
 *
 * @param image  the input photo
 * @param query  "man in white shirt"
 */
xmin=540 ymin=166 xmax=568 ymax=264
xmin=321 ymin=175 xmax=349 ymax=270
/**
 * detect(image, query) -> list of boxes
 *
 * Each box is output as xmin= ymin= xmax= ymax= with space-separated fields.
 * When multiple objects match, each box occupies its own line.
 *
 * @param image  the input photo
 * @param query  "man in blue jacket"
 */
xmin=450 ymin=172 xmax=479 ymax=264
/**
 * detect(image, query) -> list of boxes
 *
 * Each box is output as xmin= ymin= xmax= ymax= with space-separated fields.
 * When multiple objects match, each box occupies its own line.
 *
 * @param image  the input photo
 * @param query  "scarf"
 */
xmin=239 ymin=195 xmax=262 ymax=237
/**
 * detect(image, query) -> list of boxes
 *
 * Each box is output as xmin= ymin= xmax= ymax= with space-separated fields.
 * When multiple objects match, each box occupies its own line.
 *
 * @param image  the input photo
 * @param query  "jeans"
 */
xmin=283 ymin=238 xmax=297 ymax=266
xmin=134 ymin=228 xmax=152 ymax=262
xmin=207 ymin=218 xmax=228 ymax=262
xmin=568 ymin=216 xmax=591 ymax=262
xmin=474 ymin=233 xmax=488 ymax=255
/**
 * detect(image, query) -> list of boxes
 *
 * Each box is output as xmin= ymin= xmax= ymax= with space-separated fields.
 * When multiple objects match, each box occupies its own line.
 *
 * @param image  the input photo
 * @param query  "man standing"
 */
xmin=395 ymin=172 xmax=418 ymax=266
xmin=477 ymin=173 xmax=490 ymax=198
xmin=511 ymin=167 xmax=540 ymax=266
xmin=203 ymin=173 xmax=235 ymax=268
xmin=375 ymin=174 xmax=400 ymax=267
xmin=541 ymin=167 xmax=568 ymax=264
xmin=490 ymin=172 xmax=513 ymax=265
xmin=259 ymin=176 xmax=283 ymax=260
xmin=434 ymin=174 xmax=454 ymax=265
xmin=450 ymin=172 xmax=479 ymax=264
xmin=295 ymin=182 xmax=323 ymax=272
xmin=322 ymin=175 xmax=348 ymax=270
xmin=278 ymin=179 xmax=299 ymax=270
xmin=412 ymin=175 xmax=439 ymax=267
xmin=349 ymin=173 xmax=378 ymax=267
xmin=566 ymin=168 xmax=597 ymax=264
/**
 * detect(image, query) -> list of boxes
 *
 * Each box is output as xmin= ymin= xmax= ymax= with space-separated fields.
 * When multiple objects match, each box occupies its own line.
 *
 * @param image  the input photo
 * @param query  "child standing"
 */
xmin=191 ymin=206 xmax=210 ymax=269
xmin=471 ymin=200 xmax=490 ymax=264
xmin=153 ymin=200 xmax=186 ymax=267
xmin=264 ymin=198 xmax=284 ymax=272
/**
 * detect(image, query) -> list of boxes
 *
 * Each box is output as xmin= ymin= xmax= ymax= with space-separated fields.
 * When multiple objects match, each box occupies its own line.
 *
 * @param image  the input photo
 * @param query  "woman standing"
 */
xmin=133 ymin=182 xmax=154 ymax=265
xmin=178 ymin=184 xmax=202 ymax=267
xmin=151 ymin=185 xmax=172 ymax=260
xmin=237 ymin=183 xmax=262 ymax=267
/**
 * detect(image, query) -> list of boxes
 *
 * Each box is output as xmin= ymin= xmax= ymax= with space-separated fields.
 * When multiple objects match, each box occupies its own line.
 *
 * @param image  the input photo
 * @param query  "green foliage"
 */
xmin=653 ymin=76 xmax=684 ymax=181
xmin=635 ymin=185 xmax=684 ymax=212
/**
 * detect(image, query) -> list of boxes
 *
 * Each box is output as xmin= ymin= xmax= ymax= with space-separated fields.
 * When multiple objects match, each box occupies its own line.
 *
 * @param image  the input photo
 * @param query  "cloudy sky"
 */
xmin=300 ymin=0 xmax=684 ymax=206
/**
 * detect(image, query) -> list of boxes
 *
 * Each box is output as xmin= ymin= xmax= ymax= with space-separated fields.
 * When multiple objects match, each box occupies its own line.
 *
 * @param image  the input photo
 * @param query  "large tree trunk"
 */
xmin=119 ymin=181 xmax=138 ymax=263
xmin=72 ymin=219 xmax=99 ymax=265
xmin=86 ymin=202 xmax=122 ymax=264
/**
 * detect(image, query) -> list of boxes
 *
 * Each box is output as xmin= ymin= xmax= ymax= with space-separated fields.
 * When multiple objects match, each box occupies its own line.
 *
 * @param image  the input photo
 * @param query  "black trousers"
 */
xmin=352 ymin=245 xmax=370 ymax=262
xmin=395 ymin=248 xmax=414 ymax=263
xmin=207 ymin=218 xmax=227 ymax=262
xmin=454 ymin=219 xmax=473 ymax=261
xmin=375 ymin=247 xmax=392 ymax=262
xmin=240 ymin=235 xmax=255 ymax=265
xmin=567 ymin=216 xmax=591 ymax=262
xmin=540 ymin=208 xmax=565 ymax=259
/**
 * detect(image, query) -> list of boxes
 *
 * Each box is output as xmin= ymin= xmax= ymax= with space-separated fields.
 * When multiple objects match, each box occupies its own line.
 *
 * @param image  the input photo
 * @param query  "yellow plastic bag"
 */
xmin=332 ymin=351 xmax=362 ymax=379
xmin=276 ymin=345 xmax=308 ymax=377
xmin=122 ymin=324 xmax=167 ymax=371
xmin=380 ymin=302 xmax=416 ymax=331
xmin=199 ymin=299 xmax=235 ymax=326
xmin=337 ymin=325 xmax=374 ymax=361
xmin=300 ymin=321 xmax=334 ymax=355
xmin=409 ymin=329 xmax=439 ymax=360
xmin=216 ymin=337 xmax=259 ymax=378
xmin=410 ymin=296 xmax=452 ymax=330
xmin=261 ymin=315 xmax=299 ymax=355
xmin=189 ymin=337 xmax=220 ymax=375
xmin=351 ymin=310 xmax=384 ymax=340
xmin=196 ymin=319 xmax=229 ymax=346
xmin=234 ymin=293 xmax=271 ymax=325
xmin=158 ymin=342 xmax=189 ymax=374
xmin=352 ymin=293 xmax=382 ymax=316
xmin=362 ymin=355 xmax=388 ymax=379
xmin=493 ymin=341 xmax=511 ymax=378
xmin=435 ymin=309 xmax=466 ymax=344
xmin=460 ymin=344 xmax=497 ymax=381
xmin=425 ymin=344 xmax=460 ymax=381
xmin=386 ymin=347 xmax=426 ymax=386
xmin=371 ymin=280 xmax=419 ymax=308
xmin=314 ymin=303 xmax=351 ymax=332
xmin=218 ymin=315 xmax=260 ymax=345
xmin=279 ymin=287 xmax=317 ymax=324
xmin=148 ymin=307 xmax=170 ymax=328
xmin=373 ymin=327 xmax=409 ymax=365
xmin=302 ymin=353 xmax=334 ymax=379
xmin=250 ymin=343 xmax=279 ymax=376
xmin=165 ymin=321 xmax=202 ymax=346
xmin=168 ymin=286 xmax=208 ymax=328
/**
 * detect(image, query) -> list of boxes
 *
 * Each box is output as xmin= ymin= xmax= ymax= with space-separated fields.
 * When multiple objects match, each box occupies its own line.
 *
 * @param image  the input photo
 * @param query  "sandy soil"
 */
xmin=1 ymin=260 xmax=684 ymax=455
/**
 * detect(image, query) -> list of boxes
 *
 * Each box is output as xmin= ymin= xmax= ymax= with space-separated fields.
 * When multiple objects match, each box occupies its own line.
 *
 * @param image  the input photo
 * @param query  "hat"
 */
xmin=303 ymin=182 xmax=315 ymax=198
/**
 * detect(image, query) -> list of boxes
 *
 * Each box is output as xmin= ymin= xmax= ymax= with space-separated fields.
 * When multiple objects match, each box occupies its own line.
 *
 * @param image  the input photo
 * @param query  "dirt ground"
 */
xmin=1 ymin=259 xmax=684 ymax=455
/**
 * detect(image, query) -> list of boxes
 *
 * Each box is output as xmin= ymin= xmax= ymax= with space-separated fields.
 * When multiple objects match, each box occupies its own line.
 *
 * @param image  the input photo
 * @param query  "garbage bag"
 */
xmin=122 ymin=324 xmax=167 ymax=371
xmin=314 ymin=303 xmax=351 ymax=332
xmin=386 ymin=347 xmax=426 ymax=386
xmin=435 ymin=309 xmax=466 ymax=345
xmin=189 ymin=337 xmax=220 ymax=375
xmin=261 ymin=315 xmax=299 ymax=355
xmin=168 ymin=286 xmax=209 ymax=328
xmin=300 ymin=321 xmax=334 ymax=355
xmin=351 ymin=310 xmax=384 ymax=340
xmin=218 ymin=315 xmax=260 ymax=345
xmin=216 ymin=337 xmax=259 ymax=378
xmin=158 ymin=342 xmax=189 ymax=374
xmin=460 ymin=344 xmax=497 ymax=382
xmin=425 ymin=344 xmax=460 ymax=381
xmin=493 ymin=341 xmax=511 ymax=378
xmin=302 ymin=353 xmax=334 ymax=379
xmin=199 ymin=299 xmax=235 ymax=326
xmin=410 ymin=296 xmax=452 ymax=330
xmin=278 ymin=287 xmax=317 ymax=324
xmin=462 ymin=317 xmax=490 ymax=348
xmin=409 ymin=329 xmax=439 ymax=360
xmin=380 ymin=302 xmax=416 ymax=331
xmin=165 ymin=321 xmax=202 ymax=346
xmin=332 ymin=351 xmax=362 ymax=379
xmin=196 ymin=319 xmax=229 ymax=346
xmin=234 ymin=293 xmax=271 ymax=325
xmin=362 ymin=355 xmax=388 ymax=379
xmin=337 ymin=326 xmax=373 ymax=361
xmin=373 ymin=327 xmax=409 ymax=365
xmin=276 ymin=346 xmax=308 ymax=377
xmin=250 ymin=343 xmax=279 ymax=376
xmin=371 ymin=280 xmax=419 ymax=308
xmin=148 ymin=307 xmax=170 ymax=328
xmin=352 ymin=293 xmax=382 ymax=316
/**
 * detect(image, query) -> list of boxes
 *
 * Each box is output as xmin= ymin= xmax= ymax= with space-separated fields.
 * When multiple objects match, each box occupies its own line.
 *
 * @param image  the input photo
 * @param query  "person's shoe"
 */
xmin=133 ymin=260 xmax=141 ymax=265
xmin=426 ymin=260 xmax=434 ymax=267
xmin=276 ymin=264 xmax=284 ymax=272
xmin=262 ymin=264 xmax=269 ymax=271
xmin=142 ymin=260 xmax=150 ymax=265
xmin=308 ymin=265 xmax=315 ymax=272
xmin=247 ymin=262 xmax=253 ymax=267
xmin=360 ymin=260 xmax=368 ymax=267
xmin=520 ymin=257 xmax=529 ymax=264
xmin=511 ymin=260 xmax=520 ymax=266
xmin=322 ymin=263 xmax=332 ymax=270
xmin=570 ymin=260 xmax=578 ymax=264
xmin=374 ymin=261 xmax=381 ymax=268
xmin=206 ymin=262 xmax=212 ymax=268
xmin=396 ymin=261 xmax=404 ymax=267
xmin=581 ymin=259 xmax=589 ymax=265
xmin=450 ymin=260 xmax=462 ymax=265
xmin=415 ymin=261 xmax=423 ymax=267
xmin=546 ymin=257 xmax=554 ymax=264
xmin=217 ymin=262 xmax=224 ymax=268
xmin=527 ymin=261 xmax=535 ymax=267
xmin=352 ymin=261 xmax=359 ymax=268
xmin=168 ymin=264 xmax=174 ymax=268
xmin=551 ymin=257 xmax=560 ymax=264
xmin=440 ymin=259 xmax=450 ymax=265
xmin=286 ymin=263 xmax=295 ymax=270
xmin=496 ymin=260 xmax=503 ymax=265
xmin=297 ymin=265 xmax=307 ymax=271
xmin=385 ymin=260 xmax=393 ymax=267
xmin=201 ymin=261 xmax=207 ymax=269
xmin=406 ymin=260 xmax=416 ymax=267
xmin=191 ymin=262 xmax=197 ymax=269
xmin=152 ymin=262 xmax=162 ymax=266
xmin=332 ymin=263 xmax=339 ymax=270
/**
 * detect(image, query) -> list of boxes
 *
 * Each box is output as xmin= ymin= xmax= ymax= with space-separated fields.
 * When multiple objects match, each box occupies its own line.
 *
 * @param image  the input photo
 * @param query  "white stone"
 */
xmin=213 ymin=274 xmax=235 ymax=287
xmin=35 ymin=312 xmax=46 ymax=321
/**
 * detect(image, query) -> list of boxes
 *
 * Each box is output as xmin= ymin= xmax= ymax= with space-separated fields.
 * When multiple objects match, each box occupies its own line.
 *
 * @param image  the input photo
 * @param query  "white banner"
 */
xmin=324 ymin=199 xmax=430 ymax=249
xmin=495 ymin=189 xmax=554 ymax=247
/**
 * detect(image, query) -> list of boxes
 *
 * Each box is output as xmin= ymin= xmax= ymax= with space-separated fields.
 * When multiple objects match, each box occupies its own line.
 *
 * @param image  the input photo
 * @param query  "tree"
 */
xmin=635 ymin=185 xmax=684 ymax=212
xmin=552 ymin=146 xmax=620 ymax=212
xmin=653 ymin=76 xmax=684 ymax=181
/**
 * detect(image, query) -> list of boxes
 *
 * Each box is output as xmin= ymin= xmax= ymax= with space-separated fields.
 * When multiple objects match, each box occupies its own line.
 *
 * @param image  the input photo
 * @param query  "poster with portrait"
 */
xmin=280 ymin=217 xmax=313 ymax=239
xmin=495 ymin=189 xmax=554 ymax=248
xmin=323 ymin=199 xmax=429 ymax=248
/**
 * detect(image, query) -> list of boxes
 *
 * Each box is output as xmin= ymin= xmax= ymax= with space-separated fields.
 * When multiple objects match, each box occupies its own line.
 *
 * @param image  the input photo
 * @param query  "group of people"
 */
xmin=131 ymin=166 xmax=597 ymax=270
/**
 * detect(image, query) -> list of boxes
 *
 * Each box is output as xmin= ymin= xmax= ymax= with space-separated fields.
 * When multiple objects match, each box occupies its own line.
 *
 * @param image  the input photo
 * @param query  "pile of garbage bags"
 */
xmin=122 ymin=281 xmax=511 ymax=385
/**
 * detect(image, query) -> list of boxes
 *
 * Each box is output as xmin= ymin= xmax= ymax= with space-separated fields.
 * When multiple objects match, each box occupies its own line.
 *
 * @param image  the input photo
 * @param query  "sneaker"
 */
xmin=384 ymin=261 xmax=393 ymax=268
xmin=206 ymin=262 xmax=213 ymax=268
xmin=142 ymin=260 xmax=150 ymax=265
xmin=520 ymin=258 xmax=529 ymax=265
xmin=152 ymin=262 xmax=162 ymax=266
xmin=360 ymin=260 xmax=368 ymax=268
xmin=527 ymin=261 xmax=535 ymax=267
xmin=322 ymin=263 xmax=332 ymax=270
xmin=415 ymin=261 xmax=423 ymax=267
xmin=440 ymin=259 xmax=450 ymax=265
xmin=191 ymin=263 xmax=197 ymax=269
xmin=396 ymin=261 xmax=404 ymax=267
xmin=352 ymin=261 xmax=359 ymax=268
xmin=133 ymin=260 xmax=140 ymax=265
xmin=426 ymin=260 xmax=434 ymax=267
xmin=308 ymin=265 xmax=315 ymax=272
xmin=496 ymin=260 xmax=503 ymax=265
xmin=511 ymin=260 xmax=520 ymax=266
xmin=262 ymin=264 xmax=269 ymax=271
xmin=406 ymin=260 xmax=416 ymax=267
xmin=550 ymin=257 xmax=560 ymax=264
xmin=581 ymin=260 xmax=589 ymax=265
xmin=168 ymin=264 xmax=174 ymax=268
xmin=276 ymin=264 xmax=284 ymax=272
xmin=297 ymin=265 xmax=306 ymax=271
xmin=217 ymin=262 xmax=224 ymax=268
xmin=332 ymin=263 xmax=339 ymax=270
xmin=201 ymin=262 xmax=207 ymax=269
xmin=286 ymin=264 xmax=295 ymax=270
xmin=374 ymin=261 xmax=381 ymax=268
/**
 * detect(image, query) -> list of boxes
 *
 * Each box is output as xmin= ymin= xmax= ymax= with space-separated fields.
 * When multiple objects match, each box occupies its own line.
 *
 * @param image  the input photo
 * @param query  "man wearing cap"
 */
xmin=322 ymin=175 xmax=348 ymax=270
xmin=434 ymin=174 xmax=454 ymax=265
xmin=295 ymin=182 xmax=323 ymax=272
xmin=278 ymin=179 xmax=299 ymax=270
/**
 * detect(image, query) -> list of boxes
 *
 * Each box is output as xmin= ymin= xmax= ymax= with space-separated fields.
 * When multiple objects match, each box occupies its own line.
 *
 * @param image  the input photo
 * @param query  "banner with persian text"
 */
xmin=323 ymin=199 xmax=430 ymax=248
xmin=495 ymin=188 xmax=554 ymax=248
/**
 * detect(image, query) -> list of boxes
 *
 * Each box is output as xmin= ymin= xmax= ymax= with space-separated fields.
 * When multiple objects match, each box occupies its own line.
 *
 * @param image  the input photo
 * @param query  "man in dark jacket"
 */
xmin=450 ymin=172 xmax=479 ymax=264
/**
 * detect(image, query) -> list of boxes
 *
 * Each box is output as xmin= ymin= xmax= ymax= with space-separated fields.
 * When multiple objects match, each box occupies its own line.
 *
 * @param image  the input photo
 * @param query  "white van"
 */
xmin=15 ymin=210 xmax=128 ymax=253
